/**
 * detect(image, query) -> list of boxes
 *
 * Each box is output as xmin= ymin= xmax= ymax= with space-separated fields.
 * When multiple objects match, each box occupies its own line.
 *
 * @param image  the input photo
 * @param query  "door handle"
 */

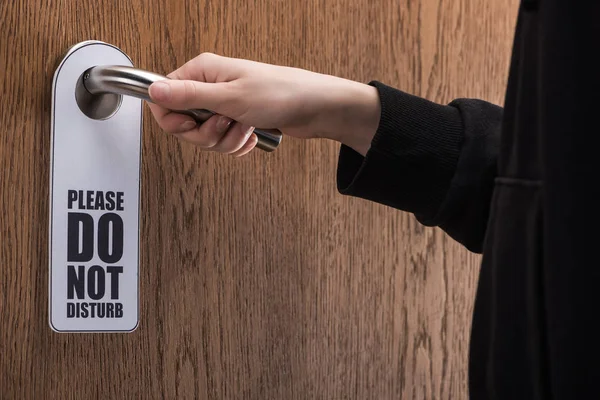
xmin=77 ymin=65 xmax=283 ymax=152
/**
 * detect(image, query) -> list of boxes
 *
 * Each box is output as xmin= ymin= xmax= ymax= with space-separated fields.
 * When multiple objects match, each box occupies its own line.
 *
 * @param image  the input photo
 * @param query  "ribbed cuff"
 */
xmin=336 ymin=81 xmax=464 ymax=220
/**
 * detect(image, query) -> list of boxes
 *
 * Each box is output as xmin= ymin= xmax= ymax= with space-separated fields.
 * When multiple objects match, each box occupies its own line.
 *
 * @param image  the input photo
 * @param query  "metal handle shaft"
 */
xmin=82 ymin=65 xmax=282 ymax=152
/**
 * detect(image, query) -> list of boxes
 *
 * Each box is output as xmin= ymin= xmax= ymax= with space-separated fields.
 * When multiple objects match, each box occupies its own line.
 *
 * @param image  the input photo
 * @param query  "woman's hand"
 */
xmin=147 ymin=53 xmax=381 ymax=156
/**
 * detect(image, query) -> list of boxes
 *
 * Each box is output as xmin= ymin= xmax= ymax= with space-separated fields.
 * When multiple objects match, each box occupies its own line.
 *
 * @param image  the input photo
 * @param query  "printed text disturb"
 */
xmin=65 ymin=189 xmax=126 ymax=319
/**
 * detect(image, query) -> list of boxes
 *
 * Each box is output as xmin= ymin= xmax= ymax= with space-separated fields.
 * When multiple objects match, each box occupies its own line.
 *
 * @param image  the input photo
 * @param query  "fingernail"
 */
xmin=180 ymin=120 xmax=196 ymax=131
xmin=149 ymin=81 xmax=171 ymax=101
xmin=216 ymin=115 xmax=233 ymax=132
xmin=240 ymin=124 xmax=255 ymax=135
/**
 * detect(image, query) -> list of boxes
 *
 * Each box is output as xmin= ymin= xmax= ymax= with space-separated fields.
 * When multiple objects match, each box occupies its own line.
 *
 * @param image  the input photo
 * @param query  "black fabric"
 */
xmin=337 ymin=83 xmax=502 ymax=253
xmin=336 ymin=83 xmax=464 ymax=219
xmin=335 ymin=0 xmax=600 ymax=398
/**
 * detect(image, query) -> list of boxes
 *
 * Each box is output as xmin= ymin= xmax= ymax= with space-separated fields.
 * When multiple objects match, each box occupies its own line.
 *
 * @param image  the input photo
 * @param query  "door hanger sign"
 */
xmin=49 ymin=41 xmax=141 ymax=332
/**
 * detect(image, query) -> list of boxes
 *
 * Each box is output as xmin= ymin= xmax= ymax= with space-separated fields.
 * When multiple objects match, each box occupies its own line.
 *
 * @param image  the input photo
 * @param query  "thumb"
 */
xmin=148 ymin=79 xmax=233 ymax=114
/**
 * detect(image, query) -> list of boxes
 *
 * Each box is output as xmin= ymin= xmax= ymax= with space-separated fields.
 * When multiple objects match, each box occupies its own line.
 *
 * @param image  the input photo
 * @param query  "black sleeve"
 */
xmin=336 ymin=81 xmax=502 ymax=253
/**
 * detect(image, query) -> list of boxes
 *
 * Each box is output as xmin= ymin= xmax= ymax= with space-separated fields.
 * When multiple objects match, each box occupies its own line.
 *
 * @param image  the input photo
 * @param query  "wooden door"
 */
xmin=0 ymin=1 xmax=518 ymax=398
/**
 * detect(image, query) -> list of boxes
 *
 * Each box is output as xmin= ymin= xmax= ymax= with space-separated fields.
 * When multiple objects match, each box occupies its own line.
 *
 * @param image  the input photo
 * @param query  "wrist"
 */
xmin=320 ymin=80 xmax=381 ymax=156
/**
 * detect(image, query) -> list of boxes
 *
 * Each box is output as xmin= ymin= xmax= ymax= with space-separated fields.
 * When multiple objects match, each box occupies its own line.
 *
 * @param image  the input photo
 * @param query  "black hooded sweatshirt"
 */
xmin=336 ymin=1 xmax=600 ymax=398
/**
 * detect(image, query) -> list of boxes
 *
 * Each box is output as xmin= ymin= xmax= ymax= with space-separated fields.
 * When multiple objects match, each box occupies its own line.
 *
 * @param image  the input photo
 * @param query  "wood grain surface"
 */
xmin=0 ymin=0 xmax=519 ymax=398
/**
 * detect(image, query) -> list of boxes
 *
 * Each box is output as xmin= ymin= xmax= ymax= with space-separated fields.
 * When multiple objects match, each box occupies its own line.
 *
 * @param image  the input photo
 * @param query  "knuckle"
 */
xmin=182 ymin=80 xmax=198 ymax=104
xmin=198 ymin=131 xmax=221 ymax=148
xmin=198 ymin=52 xmax=217 ymax=62
xmin=194 ymin=52 xmax=219 ymax=82
xmin=196 ymin=52 xmax=216 ymax=69
xmin=156 ymin=117 xmax=173 ymax=132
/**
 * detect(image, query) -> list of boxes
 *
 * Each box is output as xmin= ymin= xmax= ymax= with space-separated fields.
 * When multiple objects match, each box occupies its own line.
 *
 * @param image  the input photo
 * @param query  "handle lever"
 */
xmin=79 ymin=65 xmax=282 ymax=152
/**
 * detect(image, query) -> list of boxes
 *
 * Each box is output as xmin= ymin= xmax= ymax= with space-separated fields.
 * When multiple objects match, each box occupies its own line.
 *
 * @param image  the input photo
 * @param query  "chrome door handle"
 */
xmin=77 ymin=65 xmax=283 ymax=152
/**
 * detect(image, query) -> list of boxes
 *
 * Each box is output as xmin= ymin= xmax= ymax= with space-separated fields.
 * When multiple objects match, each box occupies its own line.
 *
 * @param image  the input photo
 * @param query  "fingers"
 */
xmin=171 ymin=114 xmax=232 ymax=148
xmin=231 ymin=133 xmax=258 ymax=157
xmin=146 ymin=52 xmax=261 ymax=156
xmin=211 ymin=124 xmax=255 ymax=154
xmin=149 ymin=109 xmax=257 ymax=155
xmin=148 ymin=79 xmax=234 ymax=116
xmin=146 ymin=102 xmax=197 ymax=133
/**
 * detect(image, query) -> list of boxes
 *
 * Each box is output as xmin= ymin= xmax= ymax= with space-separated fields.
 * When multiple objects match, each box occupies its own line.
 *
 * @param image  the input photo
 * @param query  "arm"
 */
xmin=146 ymin=54 xmax=502 ymax=252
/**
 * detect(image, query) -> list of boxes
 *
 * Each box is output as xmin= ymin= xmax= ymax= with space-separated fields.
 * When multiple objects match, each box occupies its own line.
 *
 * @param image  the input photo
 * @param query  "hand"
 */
xmin=147 ymin=53 xmax=381 ymax=156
